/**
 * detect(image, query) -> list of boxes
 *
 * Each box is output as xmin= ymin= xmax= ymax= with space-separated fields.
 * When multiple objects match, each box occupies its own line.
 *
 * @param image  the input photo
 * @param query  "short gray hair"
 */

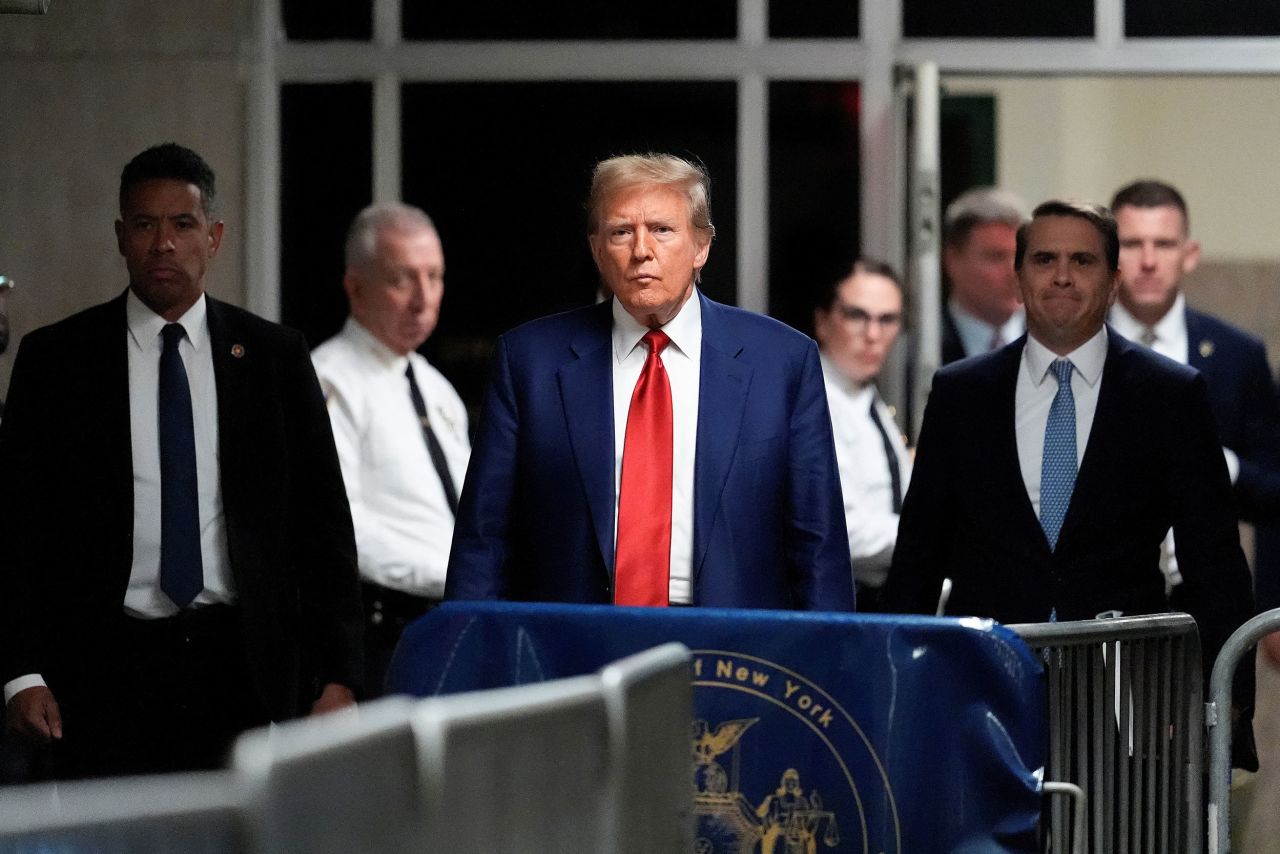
xmin=586 ymin=153 xmax=716 ymax=241
xmin=344 ymin=201 xmax=437 ymax=271
xmin=943 ymin=187 xmax=1028 ymax=248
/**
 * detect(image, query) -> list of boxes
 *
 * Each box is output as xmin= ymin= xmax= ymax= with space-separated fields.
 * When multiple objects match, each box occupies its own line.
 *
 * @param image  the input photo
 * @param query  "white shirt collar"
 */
xmin=819 ymin=351 xmax=875 ymax=398
xmin=1109 ymin=292 xmax=1186 ymax=345
xmin=611 ymin=288 xmax=702 ymax=363
xmin=344 ymin=316 xmax=412 ymax=373
xmin=949 ymin=297 xmax=1024 ymax=355
xmin=1023 ymin=325 xmax=1108 ymax=389
xmin=126 ymin=289 xmax=209 ymax=354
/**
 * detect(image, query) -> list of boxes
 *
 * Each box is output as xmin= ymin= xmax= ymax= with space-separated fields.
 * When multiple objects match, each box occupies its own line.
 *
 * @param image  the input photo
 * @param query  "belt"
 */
xmin=361 ymin=581 xmax=436 ymax=627
xmin=121 ymin=603 xmax=239 ymax=645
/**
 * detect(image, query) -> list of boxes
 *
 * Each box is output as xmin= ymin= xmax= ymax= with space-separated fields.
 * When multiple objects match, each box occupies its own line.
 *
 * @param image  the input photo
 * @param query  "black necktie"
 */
xmin=868 ymin=397 xmax=903 ymax=514
xmin=405 ymin=363 xmax=459 ymax=516
xmin=159 ymin=323 xmax=203 ymax=608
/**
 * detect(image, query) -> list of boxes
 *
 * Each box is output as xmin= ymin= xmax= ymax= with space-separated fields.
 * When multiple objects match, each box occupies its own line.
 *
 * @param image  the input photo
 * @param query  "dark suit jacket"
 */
xmin=1184 ymin=308 xmax=1280 ymax=520
xmin=0 ymin=292 xmax=363 ymax=720
xmin=940 ymin=304 xmax=967 ymax=366
xmin=884 ymin=328 xmax=1254 ymax=668
xmin=1181 ymin=307 xmax=1280 ymax=618
xmin=444 ymin=292 xmax=854 ymax=611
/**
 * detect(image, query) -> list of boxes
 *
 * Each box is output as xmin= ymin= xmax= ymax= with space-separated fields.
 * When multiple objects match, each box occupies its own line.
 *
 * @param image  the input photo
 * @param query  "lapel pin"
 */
xmin=231 ymin=343 xmax=245 ymax=358
xmin=1199 ymin=340 xmax=1214 ymax=359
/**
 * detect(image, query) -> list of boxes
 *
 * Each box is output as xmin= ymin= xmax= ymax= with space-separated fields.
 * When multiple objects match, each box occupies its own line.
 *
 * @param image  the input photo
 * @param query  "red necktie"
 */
xmin=614 ymin=329 xmax=673 ymax=607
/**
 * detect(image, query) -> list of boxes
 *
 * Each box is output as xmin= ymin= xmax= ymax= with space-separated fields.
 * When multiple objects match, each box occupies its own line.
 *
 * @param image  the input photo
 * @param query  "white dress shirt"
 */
xmin=949 ymin=298 xmax=1025 ymax=357
xmin=312 ymin=317 xmax=470 ymax=599
xmin=6 ymin=291 xmax=234 ymax=703
xmin=124 ymin=290 xmax=233 ymax=617
xmin=1015 ymin=328 xmax=1108 ymax=522
xmin=1110 ymin=293 xmax=1189 ymax=365
xmin=820 ymin=355 xmax=912 ymax=588
xmin=1109 ymin=293 xmax=1237 ymax=482
xmin=611 ymin=294 xmax=700 ymax=605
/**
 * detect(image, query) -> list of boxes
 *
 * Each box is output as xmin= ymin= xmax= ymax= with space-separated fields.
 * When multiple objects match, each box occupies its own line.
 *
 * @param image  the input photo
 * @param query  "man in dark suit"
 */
xmin=884 ymin=200 xmax=1253 ymax=679
xmin=444 ymin=153 xmax=853 ymax=610
xmin=1107 ymin=179 xmax=1280 ymax=599
xmin=0 ymin=143 xmax=363 ymax=779
xmin=940 ymin=187 xmax=1029 ymax=364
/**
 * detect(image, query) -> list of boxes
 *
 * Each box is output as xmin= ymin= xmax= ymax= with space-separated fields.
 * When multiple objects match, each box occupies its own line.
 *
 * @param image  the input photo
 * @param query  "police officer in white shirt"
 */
xmin=312 ymin=203 xmax=470 ymax=696
xmin=814 ymin=258 xmax=912 ymax=611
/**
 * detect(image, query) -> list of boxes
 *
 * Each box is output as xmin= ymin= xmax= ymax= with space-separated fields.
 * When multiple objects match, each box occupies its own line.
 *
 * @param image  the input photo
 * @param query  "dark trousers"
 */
xmin=361 ymin=582 xmax=434 ymax=699
xmin=51 ymin=605 xmax=269 ymax=780
xmin=855 ymin=581 xmax=885 ymax=613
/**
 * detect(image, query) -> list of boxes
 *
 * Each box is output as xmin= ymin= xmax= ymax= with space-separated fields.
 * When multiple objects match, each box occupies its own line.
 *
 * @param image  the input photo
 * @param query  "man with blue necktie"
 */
xmin=0 ymin=143 xmax=363 ymax=779
xmin=884 ymin=200 xmax=1253 ymax=686
xmin=444 ymin=153 xmax=853 ymax=611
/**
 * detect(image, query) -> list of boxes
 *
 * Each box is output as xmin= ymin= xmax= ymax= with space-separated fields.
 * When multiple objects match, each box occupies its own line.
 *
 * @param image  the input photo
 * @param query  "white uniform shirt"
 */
xmin=312 ymin=317 xmax=470 ymax=599
xmin=820 ymin=355 xmax=912 ymax=588
xmin=611 ymin=294 xmax=700 ymax=605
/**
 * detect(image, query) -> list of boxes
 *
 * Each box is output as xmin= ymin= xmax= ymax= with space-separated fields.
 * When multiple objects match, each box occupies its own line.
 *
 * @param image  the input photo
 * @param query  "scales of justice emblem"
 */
xmin=692 ymin=718 xmax=840 ymax=854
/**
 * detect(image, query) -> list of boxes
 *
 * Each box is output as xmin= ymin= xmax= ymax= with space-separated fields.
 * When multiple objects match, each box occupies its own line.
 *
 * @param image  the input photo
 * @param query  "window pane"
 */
xmin=770 ymin=1 xmax=858 ymax=38
xmin=280 ymin=84 xmax=372 ymax=346
xmin=940 ymin=95 xmax=996 ymax=212
xmin=404 ymin=2 xmax=736 ymax=40
xmin=903 ymin=0 xmax=1092 ymax=37
xmin=282 ymin=1 xmax=372 ymax=41
xmin=768 ymin=82 xmax=861 ymax=336
xmin=401 ymin=82 xmax=737 ymax=411
xmin=1127 ymin=0 xmax=1280 ymax=36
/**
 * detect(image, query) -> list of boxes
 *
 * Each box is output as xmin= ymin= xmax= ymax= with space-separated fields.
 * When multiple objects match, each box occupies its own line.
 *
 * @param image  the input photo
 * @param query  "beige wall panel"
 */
xmin=0 ymin=1 xmax=245 ymax=397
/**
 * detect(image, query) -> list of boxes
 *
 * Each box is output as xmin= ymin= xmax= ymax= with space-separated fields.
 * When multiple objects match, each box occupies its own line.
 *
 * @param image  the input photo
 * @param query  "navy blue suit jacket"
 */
xmin=1184 ymin=308 xmax=1280 ymax=521
xmin=884 ymin=328 xmax=1253 ymax=670
xmin=444 ymin=292 xmax=854 ymax=611
xmin=1182 ymin=307 xmax=1280 ymax=617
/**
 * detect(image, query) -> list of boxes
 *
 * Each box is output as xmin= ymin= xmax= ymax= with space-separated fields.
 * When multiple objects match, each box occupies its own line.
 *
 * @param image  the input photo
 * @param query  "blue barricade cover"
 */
xmin=388 ymin=601 xmax=1046 ymax=853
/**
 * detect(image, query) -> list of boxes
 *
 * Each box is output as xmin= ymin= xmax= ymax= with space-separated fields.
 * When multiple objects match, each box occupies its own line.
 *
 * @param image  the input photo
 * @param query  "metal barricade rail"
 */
xmin=1010 ymin=613 xmax=1203 ymax=854
xmin=1206 ymin=607 xmax=1280 ymax=854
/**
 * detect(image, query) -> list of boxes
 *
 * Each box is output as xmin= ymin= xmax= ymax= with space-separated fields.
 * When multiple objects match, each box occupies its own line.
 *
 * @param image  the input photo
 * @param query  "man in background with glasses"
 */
xmin=814 ymin=258 xmax=910 ymax=611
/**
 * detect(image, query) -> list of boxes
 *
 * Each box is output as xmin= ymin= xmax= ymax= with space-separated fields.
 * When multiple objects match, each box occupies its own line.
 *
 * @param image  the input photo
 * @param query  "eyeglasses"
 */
xmin=833 ymin=303 xmax=901 ymax=333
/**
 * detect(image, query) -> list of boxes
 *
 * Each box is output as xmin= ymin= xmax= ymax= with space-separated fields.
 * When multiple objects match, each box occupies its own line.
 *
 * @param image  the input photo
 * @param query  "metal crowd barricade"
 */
xmin=1207 ymin=607 xmax=1280 ymax=854
xmin=1010 ymin=613 xmax=1204 ymax=854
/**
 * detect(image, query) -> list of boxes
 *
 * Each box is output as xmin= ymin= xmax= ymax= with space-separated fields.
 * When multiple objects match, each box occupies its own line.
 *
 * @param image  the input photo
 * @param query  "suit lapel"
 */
xmin=692 ymin=296 xmax=753 ymax=577
xmin=557 ymin=303 xmax=617 ymax=574
xmin=100 ymin=293 xmax=136 ymax=583
xmin=1185 ymin=308 xmax=1215 ymax=378
xmin=991 ymin=340 xmax=1049 ymax=553
xmin=205 ymin=298 xmax=253 ymax=500
xmin=1058 ymin=331 xmax=1126 ymax=548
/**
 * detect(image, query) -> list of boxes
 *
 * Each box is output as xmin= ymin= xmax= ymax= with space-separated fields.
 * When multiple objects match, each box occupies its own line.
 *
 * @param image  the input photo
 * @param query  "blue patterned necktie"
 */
xmin=1039 ymin=358 xmax=1077 ymax=551
xmin=158 ymin=323 xmax=203 ymax=608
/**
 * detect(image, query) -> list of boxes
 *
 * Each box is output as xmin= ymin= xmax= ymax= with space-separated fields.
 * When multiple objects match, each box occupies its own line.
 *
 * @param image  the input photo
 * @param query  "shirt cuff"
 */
xmin=1223 ymin=447 xmax=1241 ymax=485
xmin=4 ymin=674 xmax=47 ymax=705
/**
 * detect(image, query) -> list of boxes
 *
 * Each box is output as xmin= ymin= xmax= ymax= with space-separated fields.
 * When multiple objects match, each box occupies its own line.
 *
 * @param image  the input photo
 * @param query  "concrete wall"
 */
xmin=0 ymin=0 xmax=246 ymax=395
